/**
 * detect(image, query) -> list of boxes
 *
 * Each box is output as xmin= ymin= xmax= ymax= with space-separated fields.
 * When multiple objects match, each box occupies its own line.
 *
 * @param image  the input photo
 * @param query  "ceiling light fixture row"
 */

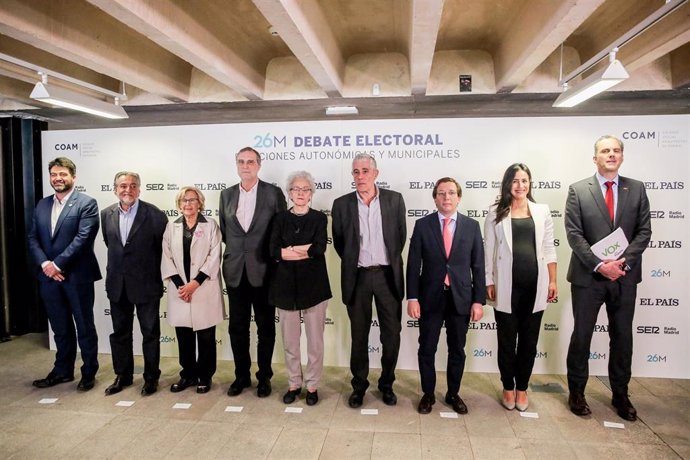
xmin=553 ymin=0 xmax=687 ymax=108
xmin=0 ymin=52 xmax=129 ymax=119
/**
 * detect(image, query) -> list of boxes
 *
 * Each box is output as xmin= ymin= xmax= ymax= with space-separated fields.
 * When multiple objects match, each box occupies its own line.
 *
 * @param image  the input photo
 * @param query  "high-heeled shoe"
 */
xmin=501 ymin=389 xmax=516 ymax=410
xmin=515 ymin=390 xmax=528 ymax=412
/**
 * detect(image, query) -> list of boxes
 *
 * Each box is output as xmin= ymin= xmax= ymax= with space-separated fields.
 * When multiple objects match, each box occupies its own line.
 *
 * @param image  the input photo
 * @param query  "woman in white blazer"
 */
xmin=161 ymin=186 xmax=225 ymax=394
xmin=484 ymin=164 xmax=557 ymax=412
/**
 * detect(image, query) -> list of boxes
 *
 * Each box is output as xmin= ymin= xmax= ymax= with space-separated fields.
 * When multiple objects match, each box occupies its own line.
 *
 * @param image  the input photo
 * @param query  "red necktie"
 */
xmin=443 ymin=218 xmax=452 ymax=286
xmin=605 ymin=181 xmax=615 ymax=223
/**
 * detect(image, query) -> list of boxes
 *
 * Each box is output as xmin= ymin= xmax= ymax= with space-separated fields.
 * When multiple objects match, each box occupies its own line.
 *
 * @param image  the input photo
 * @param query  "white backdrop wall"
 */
xmin=41 ymin=114 xmax=689 ymax=378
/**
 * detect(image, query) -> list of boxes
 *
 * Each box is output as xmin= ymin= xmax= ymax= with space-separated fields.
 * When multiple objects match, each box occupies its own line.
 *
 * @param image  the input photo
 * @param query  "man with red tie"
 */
xmin=406 ymin=177 xmax=486 ymax=414
xmin=565 ymin=135 xmax=651 ymax=421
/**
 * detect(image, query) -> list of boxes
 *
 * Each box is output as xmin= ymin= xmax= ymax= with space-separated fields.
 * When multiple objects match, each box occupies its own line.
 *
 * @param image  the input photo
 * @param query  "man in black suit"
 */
xmin=219 ymin=147 xmax=286 ymax=398
xmin=565 ymin=135 xmax=651 ymax=421
xmin=101 ymin=171 xmax=168 ymax=396
xmin=406 ymin=177 xmax=485 ymax=414
xmin=28 ymin=157 xmax=101 ymax=391
xmin=332 ymin=153 xmax=406 ymax=408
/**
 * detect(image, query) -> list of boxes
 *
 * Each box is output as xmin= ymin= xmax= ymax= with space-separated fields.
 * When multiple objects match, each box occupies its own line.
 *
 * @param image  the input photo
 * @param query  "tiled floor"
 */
xmin=1 ymin=333 xmax=688 ymax=459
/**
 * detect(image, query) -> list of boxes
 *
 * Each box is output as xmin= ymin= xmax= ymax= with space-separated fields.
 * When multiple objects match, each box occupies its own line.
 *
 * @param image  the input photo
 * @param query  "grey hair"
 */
xmin=286 ymin=170 xmax=316 ymax=195
xmin=352 ymin=153 xmax=377 ymax=169
xmin=113 ymin=171 xmax=141 ymax=187
xmin=236 ymin=146 xmax=262 ymax=165
xmin=594 ymin=135 xmax=624 ymax=154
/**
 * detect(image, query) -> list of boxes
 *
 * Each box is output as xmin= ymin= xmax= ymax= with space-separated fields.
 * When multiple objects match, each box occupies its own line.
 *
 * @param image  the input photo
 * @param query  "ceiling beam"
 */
xmin=616 ymin=1 xmax=690 ymax=73
xmin=86 ymin=0 xmax=262 ymax=100
xmin=494 ymin=0 xmax=605 ymax=93
xmin=253 ymin=0 xmax=345 ymax=97
xmin=408 ymin=0 xmax=444 ymax=96
xmin=0 ymin=0 xmax=191 ymax=102
xmin=670 ymin=44 xmax=690 ymax=89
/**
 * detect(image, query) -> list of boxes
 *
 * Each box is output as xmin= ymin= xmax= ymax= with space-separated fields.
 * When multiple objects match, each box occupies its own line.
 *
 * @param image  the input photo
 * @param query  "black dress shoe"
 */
xmin=141 ymin=380 xmax=158 ymax=396
xmin=445 ymin=393 xmax=468 ymax=414
xmin=568 ymin=392 xmax=592 ymax=416
xmin=104 ymin=376 xmax=133 ymax=396
xmin=77 ymin=377 xmax=96 ymax=392
xmin=197 ymin=379 xmax=212 ymax=394
xmin=283 ymin=388 xmax=302 ymax=404
xmin=418 ymin=393 xmax=435 ymax=414
xmin=348 ymin=390 xmax=365 ymax=408
xmin=612 ymin=394 xmax=637 ymax=421
xmin=32 ymin=372 xmax=74 ymax=388
xmin=170 ymin=377 xmax=197 ymax=393
xmin=306 ymin=390 xmax=318 ymax=406
xmin=380 ymin=388 xmax=397 ymax=406
xmin=227 ymin=379 xmax=251 ymax=396
xmin=257 ymin=379 xmax=272 ymax=398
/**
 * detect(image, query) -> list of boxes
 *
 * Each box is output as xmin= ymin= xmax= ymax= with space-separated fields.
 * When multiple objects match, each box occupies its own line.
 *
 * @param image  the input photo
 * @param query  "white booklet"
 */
xmin=591 ymin=227 xmax=629 ymax=260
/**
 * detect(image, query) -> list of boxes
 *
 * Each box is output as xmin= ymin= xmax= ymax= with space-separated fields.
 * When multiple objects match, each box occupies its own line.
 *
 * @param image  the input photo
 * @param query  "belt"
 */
xmin=358 ymin=265 xmax=388 ymax=271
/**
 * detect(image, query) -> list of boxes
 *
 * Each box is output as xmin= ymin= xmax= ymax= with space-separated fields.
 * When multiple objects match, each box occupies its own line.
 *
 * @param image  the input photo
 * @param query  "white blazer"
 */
xmin=161 ymin=216 xmax=226 ymax=330
xmin=484 ymin=201 xmax=557 ymax=313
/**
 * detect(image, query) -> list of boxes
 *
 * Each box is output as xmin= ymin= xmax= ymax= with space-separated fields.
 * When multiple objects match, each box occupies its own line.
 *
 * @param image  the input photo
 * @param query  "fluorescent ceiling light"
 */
xmin=553 ymin=60 xmax=629 ymax=108
xmin=30 ymin=82 xmax=128 ymax=119
xmin=325 ymin=106 xmax=358 ymax=116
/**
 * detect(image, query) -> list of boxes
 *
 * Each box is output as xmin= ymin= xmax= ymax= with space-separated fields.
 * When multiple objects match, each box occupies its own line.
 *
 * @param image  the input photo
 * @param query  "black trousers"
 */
xmin=175 ymin=326 xmax=216 ymax=381
xmin=495 ymin=281 xmax=542 ymax=391
xmin=347 ymin=267 xmax=402 ymax=392
xmin=109 ymin=287 xmax=161 ymax=382
xmin=227 ymin=269 xmax=275 ymax=382
xmin=418 ymin=289 xmax=470 ymax=396
xmin=567 ymin=281 xmax=637 ymax=395
xmin=39 ymin=280 xmax=99 ymax=378
xmin=495 ymin=309 xmax=543 ymax=391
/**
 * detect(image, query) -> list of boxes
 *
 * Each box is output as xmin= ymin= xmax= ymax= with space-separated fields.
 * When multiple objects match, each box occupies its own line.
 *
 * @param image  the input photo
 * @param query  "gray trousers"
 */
xmin=278 ymin=300 xmax=328 ymax=390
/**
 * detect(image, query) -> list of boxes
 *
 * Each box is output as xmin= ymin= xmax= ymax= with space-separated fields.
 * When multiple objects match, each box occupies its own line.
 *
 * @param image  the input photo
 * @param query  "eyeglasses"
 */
xmin=181 ymin=198 xmax=198 ymax=204
xmin=290 ymin=187 xmax=312 ymax=193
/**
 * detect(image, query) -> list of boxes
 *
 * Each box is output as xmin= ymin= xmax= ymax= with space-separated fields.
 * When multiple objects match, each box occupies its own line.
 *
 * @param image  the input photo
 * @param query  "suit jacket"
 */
xmin=565 ymin=174 xmax=651 ymax=286
xmin=332 ymin=188 xmax=406 ymax=305
xmin=161 ymin=215 xmax=225 ymax=331
xmin=484 ymin=201 xmax=557 ymax=313
xmin=406 ymin=211 xmax=486 ymax=315
xmin=218 ymin=180 xmax=286 ymax=288
xmin=101 ymin=200 xmax=168 ymax=303
xmin=28 ymin=191 xmax=101 ymax=284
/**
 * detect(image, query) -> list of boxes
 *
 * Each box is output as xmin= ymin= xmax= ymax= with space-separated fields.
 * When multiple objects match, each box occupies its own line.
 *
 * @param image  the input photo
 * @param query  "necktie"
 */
xmin=605 ymin=181 xmax=615 ymax=223
xmin=443 ymin=218 xmax=452 ymax=286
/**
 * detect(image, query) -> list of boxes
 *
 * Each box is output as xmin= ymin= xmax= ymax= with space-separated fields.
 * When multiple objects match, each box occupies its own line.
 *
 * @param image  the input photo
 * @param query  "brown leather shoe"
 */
xmin=568 ymin=392 xmax=591 ymax=416
xmin=612 ymin=394 xmax=637 ymax=421
xmin=417 ymin=393 xmax=435 ymax=414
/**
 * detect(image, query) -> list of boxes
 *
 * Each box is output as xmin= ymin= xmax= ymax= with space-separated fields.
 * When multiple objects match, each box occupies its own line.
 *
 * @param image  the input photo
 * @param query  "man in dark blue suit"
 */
xmin=407 ymin=177 xmax=486 ymax=414
xmin=28 ymin=157 xmax=102 ymax=391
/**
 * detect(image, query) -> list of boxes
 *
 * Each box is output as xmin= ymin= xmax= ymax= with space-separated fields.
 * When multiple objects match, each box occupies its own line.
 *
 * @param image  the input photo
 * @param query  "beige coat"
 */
xmin=161 ymin=216 xmax=225 ymax=330
xmin=484 ymin=201 xmax=557 ymax=314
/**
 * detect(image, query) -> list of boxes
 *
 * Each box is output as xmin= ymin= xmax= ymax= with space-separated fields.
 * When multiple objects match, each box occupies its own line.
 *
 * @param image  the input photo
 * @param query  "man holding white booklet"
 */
xmin=564 ymin=135 xmax=652 ymax=422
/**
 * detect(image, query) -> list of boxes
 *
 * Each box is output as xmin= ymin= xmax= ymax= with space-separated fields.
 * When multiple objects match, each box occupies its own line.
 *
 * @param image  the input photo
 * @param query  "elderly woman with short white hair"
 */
xmin=268 ymin=171 xmax=331 ymax=406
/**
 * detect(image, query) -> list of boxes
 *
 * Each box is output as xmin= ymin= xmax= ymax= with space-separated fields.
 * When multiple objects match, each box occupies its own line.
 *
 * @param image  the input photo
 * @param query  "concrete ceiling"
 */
xmin=0 ymin=0 xmax=689 ymax=128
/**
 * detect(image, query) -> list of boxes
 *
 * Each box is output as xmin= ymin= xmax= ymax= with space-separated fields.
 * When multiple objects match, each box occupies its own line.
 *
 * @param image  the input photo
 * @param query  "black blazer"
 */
xmin=101 ymin=200 xmax=168 ymax=303
xmin=268 ymin=209 xmax=332 ymax=309
xmin=218 ymin=180 xmax=286 ymax=288
xmin=28 ymin=191 xmax=101 ymax=284
xmin=406 ymin=211 xmax=486 ymax=315
xmin=565 ymin=175 xmax=652 ymax=286
xmin=332 ymin=188 xmax=406 ymax=305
